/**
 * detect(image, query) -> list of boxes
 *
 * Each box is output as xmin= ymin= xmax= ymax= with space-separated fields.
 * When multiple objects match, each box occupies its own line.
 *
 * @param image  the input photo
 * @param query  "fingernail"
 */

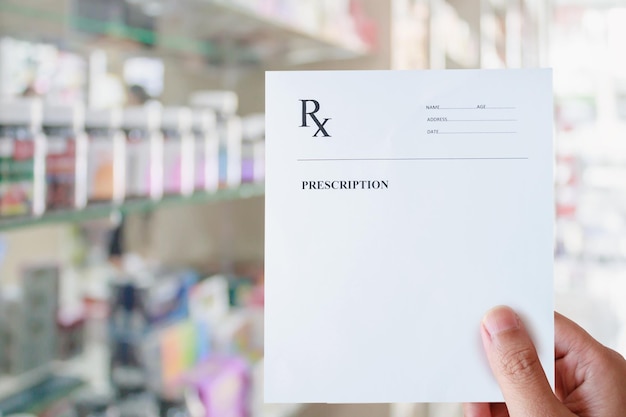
xmin=482 ymin=306 xmax=520 ymax=338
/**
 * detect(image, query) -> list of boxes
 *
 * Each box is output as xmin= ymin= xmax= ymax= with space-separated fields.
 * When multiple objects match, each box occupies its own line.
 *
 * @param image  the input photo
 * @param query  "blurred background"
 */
xmin=0 ymin=0 xmax=623 ymax=416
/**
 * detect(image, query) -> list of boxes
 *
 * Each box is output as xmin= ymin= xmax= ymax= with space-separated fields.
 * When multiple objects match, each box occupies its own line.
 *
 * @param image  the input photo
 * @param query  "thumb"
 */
xmin=481 ymin=306 xmax=571 ymax=417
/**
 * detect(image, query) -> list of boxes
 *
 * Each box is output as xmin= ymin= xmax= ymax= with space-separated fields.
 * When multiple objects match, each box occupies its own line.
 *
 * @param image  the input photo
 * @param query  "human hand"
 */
xmin=463 ymin=306 xmax=626 ymax=417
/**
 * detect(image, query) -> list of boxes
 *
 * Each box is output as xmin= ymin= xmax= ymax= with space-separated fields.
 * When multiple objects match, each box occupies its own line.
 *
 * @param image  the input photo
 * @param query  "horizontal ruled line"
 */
xmin=445 ymin=119 xmax=517 ymax=122
xmin=297 ymin=157 xmax=528 ymax=162
xmin=435 ymin=107 xmax=517 ymax=110
xmin=437 ymin=131 xmax=517 ymax=134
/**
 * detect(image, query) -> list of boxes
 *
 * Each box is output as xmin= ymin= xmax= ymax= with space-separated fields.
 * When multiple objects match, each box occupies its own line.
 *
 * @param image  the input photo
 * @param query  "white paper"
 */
xmin=265 ymin=69 xmax=554 ymax=403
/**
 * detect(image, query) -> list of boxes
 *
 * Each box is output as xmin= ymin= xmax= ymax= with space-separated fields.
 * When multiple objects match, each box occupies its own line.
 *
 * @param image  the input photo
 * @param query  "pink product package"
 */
xmin=182 ymin=356 xmax=250 ymax=417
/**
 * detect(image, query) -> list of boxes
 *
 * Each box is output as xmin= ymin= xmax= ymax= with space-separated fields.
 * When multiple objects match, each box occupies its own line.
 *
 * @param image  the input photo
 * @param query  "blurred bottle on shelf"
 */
xmin=42 ymin=103 xmax=88 ymax=211
xmin=191 ymin=110 xmax=219 ymax=194
xmin=161 ymin=107 xmax=194 ymax=197
xmin=241 ymin=113 xmax=265 ymax=184
xmin=122 ymin=106 xmax=163 ymax=201
xmin=85 ymin=108 xmax=126 ymax=206
xmin=0 ymin=99 xmax=46 ymax=218
xmin=189 ymin=91 xmax=242 ymax=189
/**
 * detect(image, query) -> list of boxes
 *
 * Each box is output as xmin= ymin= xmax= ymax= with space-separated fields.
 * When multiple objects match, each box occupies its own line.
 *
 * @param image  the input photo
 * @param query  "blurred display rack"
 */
xmin=0 ymin=358 xmax=85 ymax=414
xmin=0 ymin=0 xmax=371 ymax=66
xmin=0 ymin=184 xmax=264 ymax=232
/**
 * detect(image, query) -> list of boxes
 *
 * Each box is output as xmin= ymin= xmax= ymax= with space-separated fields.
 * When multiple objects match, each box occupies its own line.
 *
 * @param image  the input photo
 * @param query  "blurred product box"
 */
xmin=0 ymin=265 xmax=59 ymax=375
xmin=0 ymin=99 xmax=46 ymax=217
xmin=241 ymin=113 xmax=265 ymax=183
xmin=122 ymin=106 xmax=163 ymax=200
xmin=22 ymin=265 xmax=60 ymax=370
xmin=191 ymin=109 xmax=219 ymax=193
xmin=161 ymin=107 xmax=194 ymax=197
xmin=144 ymin=269 xmax=198 ymax=325
xmin=142 ymin=319 xmax=212 ymax=394
xmin=227 ymin=276 xmax=256 ymax=308
xmin=0 ymin=285 xmax=29 ymax=374
xmin=179 ymin=356 xmax=250 ymax=417
xmin=232 ymin=312 xmax=263 ymax=361
xmin=43 ymin=103 xmax=88 ymax=211
xmin=85 ymin=108 xmax=126 ymax=205
xmin=189 ymin=275 xmax=230 ymax=327
xmin=190 ymin=91 xmax=242 ymax=188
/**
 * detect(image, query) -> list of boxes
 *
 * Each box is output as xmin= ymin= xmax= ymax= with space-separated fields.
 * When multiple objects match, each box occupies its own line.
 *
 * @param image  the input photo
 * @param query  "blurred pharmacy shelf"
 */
xmin=0 ymin=0 xmax=372 ymax=67
xmin=195 ymin=0 xmax=371 ymax=65
xmin=0 ymin=326 xmax=112 ymax=403
xmin=0 ymin=339 xmax=302 ymax=417
xmin=0 ymin=358 xmax=85 ymax=414
xmin=0 ymin=184 xmax=264 ymax=232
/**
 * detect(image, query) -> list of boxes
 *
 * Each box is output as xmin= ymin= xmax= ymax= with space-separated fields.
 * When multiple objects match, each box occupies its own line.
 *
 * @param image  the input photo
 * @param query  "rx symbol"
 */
xmin=300 ymin=99 xmax=331 ymax=137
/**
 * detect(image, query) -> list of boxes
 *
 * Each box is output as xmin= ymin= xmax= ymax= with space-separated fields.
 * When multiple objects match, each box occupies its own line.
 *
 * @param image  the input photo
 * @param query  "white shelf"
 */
xmin=181 ymin=0 xmax=372 ymax=66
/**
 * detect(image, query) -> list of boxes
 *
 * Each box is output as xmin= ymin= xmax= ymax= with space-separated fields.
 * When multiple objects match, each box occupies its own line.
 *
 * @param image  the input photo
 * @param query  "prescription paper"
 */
xmin=265 ymin=69 xmax=554 ymax=403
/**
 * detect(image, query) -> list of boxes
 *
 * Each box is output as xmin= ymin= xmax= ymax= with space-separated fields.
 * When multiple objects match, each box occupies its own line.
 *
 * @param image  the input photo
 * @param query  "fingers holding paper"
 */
xmin=480 ymin=306 xmax=570 ymax=416
xmin=465 ymin=306 xmax=573 ymax=417
xmin=465 ymin=306 xmax=626 ymax=417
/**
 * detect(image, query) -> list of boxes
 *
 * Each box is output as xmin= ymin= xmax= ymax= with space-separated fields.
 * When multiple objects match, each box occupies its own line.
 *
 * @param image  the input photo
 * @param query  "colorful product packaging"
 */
xmin=85 ymin=108 xmax=125 ymax=205
xmin=191 ymin=109 xmax=218 ymax=193
xmin=42 ymin=104 xmax=88 ymax=211
xmin=144 ymin=269 xmax=198 ymax=326
xmin=0 ymin=99 xmax=45 ymax=217
xmin=122 ymin=106 xmax=163 ymax=200
xmin=181 ymin=356 xmax=249 ymax=417
xmin=161 ymin=107 xmax=193 ymax=196
xmin=141 ymin=319 xmax=212 ymax=395
xmin=160 ymin=324 xmax=185 ymax=382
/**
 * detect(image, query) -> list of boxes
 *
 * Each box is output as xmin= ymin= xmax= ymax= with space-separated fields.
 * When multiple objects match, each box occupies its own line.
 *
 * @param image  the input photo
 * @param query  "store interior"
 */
xmin=0 ymin=0 xmax=624 ymax=416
